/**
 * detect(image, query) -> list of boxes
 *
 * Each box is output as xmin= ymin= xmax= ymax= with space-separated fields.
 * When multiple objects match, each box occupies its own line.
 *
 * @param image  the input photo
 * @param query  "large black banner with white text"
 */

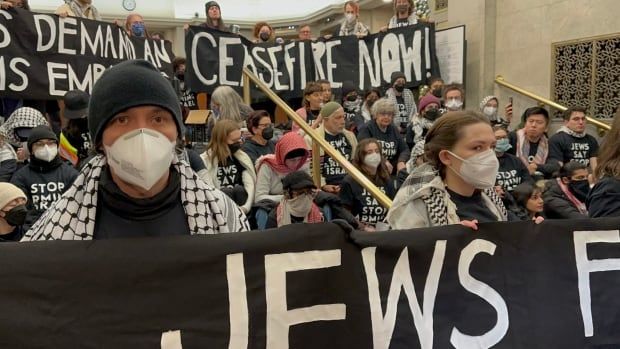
xmin=0 ymin=8 xmax=174 ymax=100
xmin=2 ymin=218 xmax=620 ymax=347
xmin=186 ymin=24 xmax=440 ymax=99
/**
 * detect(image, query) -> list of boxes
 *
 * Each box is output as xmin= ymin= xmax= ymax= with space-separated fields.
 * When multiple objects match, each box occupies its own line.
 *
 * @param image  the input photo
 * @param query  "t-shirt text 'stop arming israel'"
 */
xmin=184 ymin=23 xmax=440 ymax=99
xmin=4 ymin=218 xmax=620 ymax=347
xmin=0 ymin=8 xmax=174 ymax=99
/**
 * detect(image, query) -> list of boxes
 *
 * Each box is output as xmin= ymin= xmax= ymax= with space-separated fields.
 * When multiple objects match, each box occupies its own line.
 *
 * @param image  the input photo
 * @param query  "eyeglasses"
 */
xmin=257 ymin=123 xmax=273 ymax=128
xmin=377 ymin=113 xmax=394 ymax=118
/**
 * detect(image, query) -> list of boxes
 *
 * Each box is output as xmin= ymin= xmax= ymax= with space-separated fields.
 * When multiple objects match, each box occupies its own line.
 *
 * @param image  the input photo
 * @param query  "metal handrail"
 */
xmin=494 ymin=75 xmax=611 ymax=131
xmin=242 ymin=67 xmax=393 ymax=209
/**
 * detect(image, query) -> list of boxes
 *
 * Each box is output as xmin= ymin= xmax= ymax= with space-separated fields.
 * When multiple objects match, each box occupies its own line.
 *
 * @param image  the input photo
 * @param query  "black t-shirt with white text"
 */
xmin=447 ymin=188 xmax=498 ymax=223
xmin=339 ymin=175 xmax=395 ymax=225
xmin=496 ymin=153 xmax=533 ymax=192
xmin=306 ymin=109 xmax=320 ymax=126
xmin=395 ymin=95 xmax=408 ymax=129
xmin=217 ymin=156 xmax=244 ymax=188
xmin=322 ymin=132 xmax=352 ymax=185
xmin=548 ymin=132 xmax=599 ymax=167
xmin=396 ymin=18 xmax=410 ymax=27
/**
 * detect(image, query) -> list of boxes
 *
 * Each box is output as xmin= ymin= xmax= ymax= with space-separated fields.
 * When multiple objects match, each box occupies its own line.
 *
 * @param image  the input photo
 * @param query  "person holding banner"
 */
xmin=21 ymin=60 xmax=249 ymax=241
xmin=0 ymin=0 xmax=29 ymax=10
xmin=253 ymin=22 xmax=274 ymax=43
xmin=55 ymin=0 xmax=101 ymax=21
xmin=203 ymin=1 xmax=226 ymax=31
xmin=125 ymin=14 xmax=148 ymax=38
xmin=385 ymin=0 xmax=418 ymax=30
xmin=336 ymin=1 xmax=369 ymax=38
xmin=387 ymin=111 xmax=511 ymax=230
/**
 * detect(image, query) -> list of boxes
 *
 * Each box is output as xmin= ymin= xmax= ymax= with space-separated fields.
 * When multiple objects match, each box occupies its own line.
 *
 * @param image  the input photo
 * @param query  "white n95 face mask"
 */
xmin=448 ymin=149 xmax=499 ymax=189
xmin=105 ymin=128 xmax=175 ymax=191
xmin=34 ymin=145 xmax=58 ymax=162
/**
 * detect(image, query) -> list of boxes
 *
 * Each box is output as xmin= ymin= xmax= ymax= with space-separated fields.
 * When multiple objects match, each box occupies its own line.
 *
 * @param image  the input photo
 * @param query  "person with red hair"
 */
xmin=336 ymin=1 xmax=369 ymax=38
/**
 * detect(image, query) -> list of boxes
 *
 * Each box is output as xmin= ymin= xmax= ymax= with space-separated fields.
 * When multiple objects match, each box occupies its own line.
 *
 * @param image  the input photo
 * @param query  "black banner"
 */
xmin=186 ymin=24 xmax=440 ymax=99
xmin=0 ymin=8 xmax=174 ymax=100
xmin=2 ymin=218 xmax=620 ymax=347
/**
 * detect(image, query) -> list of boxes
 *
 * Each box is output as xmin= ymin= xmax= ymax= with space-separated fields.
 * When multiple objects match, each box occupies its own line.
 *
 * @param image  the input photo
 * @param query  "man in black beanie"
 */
xmin=10 ymin=125 xmax=78 ymax=231
xmin=385 ymin=71 xmax=417 ymax=138
xmin=21 ymin=60 xmax=249 ymax=241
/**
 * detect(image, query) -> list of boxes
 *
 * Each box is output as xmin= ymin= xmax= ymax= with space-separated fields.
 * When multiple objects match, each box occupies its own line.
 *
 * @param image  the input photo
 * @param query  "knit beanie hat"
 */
xmin=391 ymin=71 xmax=406 ymax=85
xmin=479 ymin=95 xmax=498 ymax=111
xmin=0 ymin=182 xmax=26 ymax=210
xmin=320 ymin=101 xmax=343 ymax=118
xmin=418 ymin=94 xmax=441 ymax=112
xmin=88 ymin=60 xmax=183 ymax=145
xmin=205 ymin=1 xmax=220 ymax=11
xmin=63 ymin=90 xmax=90 ymax=120
xmin=341 ymin=81 xmax=357 ymax=98
xmin=27 ymin=125 xmax=58 ymax=152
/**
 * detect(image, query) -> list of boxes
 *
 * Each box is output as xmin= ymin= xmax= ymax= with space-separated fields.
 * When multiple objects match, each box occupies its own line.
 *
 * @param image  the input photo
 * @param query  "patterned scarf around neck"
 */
xmin=558 ymin=125 xmax=586 ymax=138
xmin=515 ymin=128 xmax=548 ymax=166
xmin=21 ymin=154 xmax=249 ymax=241
xmin=556 ymin=178 xmax=588 ymax=215
xmin=66 ymin=0 xmax=101 ymax=20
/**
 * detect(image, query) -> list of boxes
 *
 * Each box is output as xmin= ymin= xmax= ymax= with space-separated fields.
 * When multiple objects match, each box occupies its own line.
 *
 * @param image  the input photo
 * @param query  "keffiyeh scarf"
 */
xmin=65 ymin=0 xmax=101 ymax=20
xmin=557 ymin=125 xmax=586 ymax=138
xmin=516 ymin=128 xmax=548 ymax=166
xmin=21 ymin=155 xmax=249 ymax=241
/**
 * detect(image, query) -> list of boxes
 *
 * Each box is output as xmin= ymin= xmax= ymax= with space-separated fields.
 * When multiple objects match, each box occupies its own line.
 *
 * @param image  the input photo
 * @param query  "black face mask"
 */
xmin=3 ymin=205 xmax=27 ymax=227
xmin=259 ymin=32 xmax=270 ymax=42
xmin=229 ymin=142 xmax=242 ymax=154
xmin=394 ymin=84 xmax=405 ymax=93
xmin=346 ymin=94 xmax=358 ymax=102
xmin=432 ymin=88 xmax=442 ymax=98
xmin=367 ymin=99 xmax=377 ymax=109
xmin=569 ymin=179 xmax=590 ymax=202
xmin=424 ymin=108 xmax=440 ymax=121
xmin=261 ymin=127 xmax=274 ymax=140
xmin=176 ymin=72 xmax=185 ymax=81
xmin=75 ymin=118 xmax=89 ymax=131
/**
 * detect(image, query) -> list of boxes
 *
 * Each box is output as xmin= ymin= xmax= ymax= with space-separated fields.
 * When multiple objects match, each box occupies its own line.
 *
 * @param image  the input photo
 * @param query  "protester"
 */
xmin=425 ymin=76 xmax=444 ymax=99
xmin=480 ymin=95 xmax=511 ymax=128
xmin=587 ymin=110 xmax=620 ymax=218
xmin=443 ymin=84 xmax=465 ymax=112
xmin=264 ymin=171 xmax=323 ymax=229
xmin=385 ymin=71 xmax=417 ymax=136
xmin=0 ymin=129 xmax=17 ymax=182
xmin=10 ymin=126 xmax=79 ymax=230
xmin=0 ymin=0 xmax=29 ymax=10
xmin=298 ymin=24 xmax=312 ymax=41
xmin=203 ymin=1 xmax=226 ymax=31
xmin=21 ymin=60 xmax=249 ymax=241
xmin=207 ymin=85 xmax=252 ymax=140
xmin=125 ymin=14 xmax=148 ymax=38
xmin=59 ymin=90 xmax=92 ymax=168
xmin=406 ymin=94 xmax=441 ymax=150
xmin=173 ymin=57 xmax=198 ymax=118
xmin=317 ymin=79 xmax=333 ymax=104
xmin=361 ymin=88 xmax=381 ymax=123
xmin=242 ymin=110 xmax=276 ymax=165
xmin=357 ymin=98 xmax=409 ymax=176
xmin=336 ymin=1 xmax=369 ymax=37
xmin=0 ymin=182 xmax=27 ymax=241
xmin=387 ymin=111 xmax=510 ymax=230
xmin=294 ymin=81 xmax=324 ymax=132
xmin=494 ymin=126 xmax=532 ymax=193
xmin=543 ymin=161 xmax=589 ymax=219
xmin=304 ymin=102 xmax=357 ymax=194
xmin=340 ymin=81 xmax=365 ymax=133
xmin=386 ymin=0 xmax=418 ymax=29
xmin=509 ymin=183 xmax=545 ymax=222
xmin=201 ymin=120 xmax=256 ymax=214
xmin=55 ymin=0 xmax=101 ymax=20
xmin=0 ymin=107 xmax=49 ymax=163
xmin=253 ymin=21 xmax=274 ymax=43
xmin=547 ymin=107 xmax=599 ymax=171
xmin=507 ymin=107 xmax=557 ymax=179
xmin=340 ymin=138 xmax=395 ymax=230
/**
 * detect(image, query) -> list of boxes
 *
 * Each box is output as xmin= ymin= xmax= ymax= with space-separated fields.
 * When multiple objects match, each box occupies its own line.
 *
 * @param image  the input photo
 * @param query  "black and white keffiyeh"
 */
xmin=338 ymin=20 xmax=369 ymax=36
xmin=21 ymin=155 xmax=249 ymax=241
xmin=558 ymin=125 xmax=586 ymax=138
xmin=64 ymin=0 xmax=101 ymax=20
xmin=0 ymin=107 xmax=48 ymax=146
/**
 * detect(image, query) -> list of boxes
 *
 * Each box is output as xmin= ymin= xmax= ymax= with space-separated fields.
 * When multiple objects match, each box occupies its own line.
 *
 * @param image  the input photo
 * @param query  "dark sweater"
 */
xmin=543 ymin=179 xmax=588 ymax=219
xmin=496 ymin=153 xmax=533 ymax=192
xmin=547 ymin=132 xmax=599 ymax=167
xmin=242 ymin=138 xmax=275 ymax=165
xmin=587 ymin=176 xmax=620 ymax=218
xmin=94 ymin=167 xmax=190 ymax=239
xmin=508 ymin=131 xmax=558 ymax=178
xmin=357 ymin=120 xmax=410 ymax=174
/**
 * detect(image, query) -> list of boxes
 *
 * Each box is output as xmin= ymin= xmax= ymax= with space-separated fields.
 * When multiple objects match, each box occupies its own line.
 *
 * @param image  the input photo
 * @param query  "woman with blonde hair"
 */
xmin=207 ymin=85 xmax=253 ymax=140
xmin=201 ymin=119 xmax=256 ymax=214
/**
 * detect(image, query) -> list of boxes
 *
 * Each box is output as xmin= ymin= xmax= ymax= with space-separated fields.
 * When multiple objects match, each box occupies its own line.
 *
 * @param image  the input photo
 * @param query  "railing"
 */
xmin=494 ymin=75 xmax=611 ymax=131
xmin=242 ymin=68 xmax=393 ymax=209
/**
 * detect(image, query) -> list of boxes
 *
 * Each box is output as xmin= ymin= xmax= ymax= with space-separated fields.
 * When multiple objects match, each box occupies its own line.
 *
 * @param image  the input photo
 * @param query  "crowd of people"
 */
xmin=1 ymin=0 xmax=619 ymax=242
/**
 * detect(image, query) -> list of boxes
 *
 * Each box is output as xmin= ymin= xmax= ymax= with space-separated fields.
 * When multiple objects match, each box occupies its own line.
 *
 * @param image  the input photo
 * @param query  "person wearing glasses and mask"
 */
xmin=242 ymin=110 xmax=276 ymax=165
xmin=264 ymin=171 xmax=324 ymax=229
xmin=0 ymin=182 xmax=28 ymax=242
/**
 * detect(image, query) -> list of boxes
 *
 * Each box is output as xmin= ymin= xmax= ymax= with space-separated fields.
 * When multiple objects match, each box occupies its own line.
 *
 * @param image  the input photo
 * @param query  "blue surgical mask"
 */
xmin=131 ymin=23 xmax=146 ymax=37
xmin=495 ymin=138 xmax=512 ymax=153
